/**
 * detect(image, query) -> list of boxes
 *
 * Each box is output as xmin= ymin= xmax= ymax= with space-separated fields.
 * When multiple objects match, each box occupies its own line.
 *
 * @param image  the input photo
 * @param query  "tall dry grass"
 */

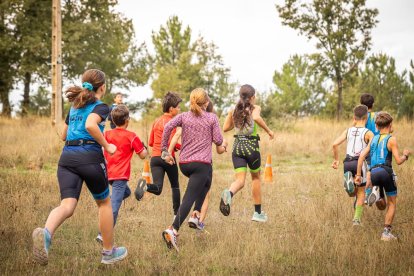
xmin=0 ymin=117 xmax=413 ymax=275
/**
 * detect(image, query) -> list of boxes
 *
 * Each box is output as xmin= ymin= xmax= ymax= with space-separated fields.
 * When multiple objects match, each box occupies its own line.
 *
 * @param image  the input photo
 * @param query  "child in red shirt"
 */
xmin=96 ymin=104 xmax=147 ymax=244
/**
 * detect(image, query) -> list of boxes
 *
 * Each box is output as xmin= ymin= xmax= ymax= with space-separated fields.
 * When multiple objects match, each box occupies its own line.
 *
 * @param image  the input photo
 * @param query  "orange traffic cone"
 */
xmin=142 ymin=159 xmax=152 ymax=184
xmin=264 ymin=154 xmax=273 ymax=183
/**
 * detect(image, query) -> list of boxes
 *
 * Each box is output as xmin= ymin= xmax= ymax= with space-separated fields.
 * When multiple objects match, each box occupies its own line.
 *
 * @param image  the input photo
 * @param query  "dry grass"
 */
xmin=1 ymin=117 xmax=414 ymax=275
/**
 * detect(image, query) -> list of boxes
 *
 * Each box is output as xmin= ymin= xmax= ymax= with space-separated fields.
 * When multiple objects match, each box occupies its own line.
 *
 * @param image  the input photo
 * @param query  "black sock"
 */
xmin=230 ymin=191 xmax=234 ymax=198
xmin=254 ymin=204 xmax=261 ymax=214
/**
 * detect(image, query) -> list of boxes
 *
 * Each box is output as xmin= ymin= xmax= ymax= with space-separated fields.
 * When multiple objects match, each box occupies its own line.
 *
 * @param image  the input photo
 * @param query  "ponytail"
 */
xmin=233 ymin=84 xmax=256 ymax=130
xmin=233 ymin=98 xmax=253 ymax=130
xmin=65 ymin=86 xmax=96 ymax=109
xmin=65 ymin=69 xmax=106 ymax=109
xmin=189 ymin=88 xmax=208 ymax=116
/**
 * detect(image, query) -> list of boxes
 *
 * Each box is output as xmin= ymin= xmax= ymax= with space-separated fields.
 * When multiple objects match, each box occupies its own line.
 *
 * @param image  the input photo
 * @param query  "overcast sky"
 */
xmin=9 ymin=0 xmax=414 ymax=108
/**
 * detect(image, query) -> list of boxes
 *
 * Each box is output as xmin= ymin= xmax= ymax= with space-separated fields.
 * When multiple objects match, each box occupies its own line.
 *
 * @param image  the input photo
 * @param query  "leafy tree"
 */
xmin=266 ymin=55 xmax=327 ymax=117
xmin=277 ymin=0 xmax=378 ymax=119
xmin=0 ymin=0 xmax=21 ymax=116
xmin=149 ymin=16 xmax=235 ymax=117
xmin=399 ymin=60 xmax=414 ymax=119
xmin=359 ymin=53 xmax=410 ymax=115
xmin=62 ymin=0 xmax=150 ymax=100
xmin=28 ymin=86 xmax=51 ymax=116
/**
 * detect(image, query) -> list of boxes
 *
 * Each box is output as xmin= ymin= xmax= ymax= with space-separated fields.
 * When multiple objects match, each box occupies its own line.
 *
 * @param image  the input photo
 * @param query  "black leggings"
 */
xmin=172 ymin=162 xmax=212 ymax=231
xmin=147 ymin=156 xmax=180 ymax=215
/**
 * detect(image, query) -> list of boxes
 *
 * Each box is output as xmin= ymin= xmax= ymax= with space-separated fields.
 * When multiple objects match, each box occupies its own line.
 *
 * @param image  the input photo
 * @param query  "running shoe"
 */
xmin=101 ymin=247 xmax=128 ymax=264
xmin=381 ymin=230 xmax=397 ymax=241
xmin=364 ymin=187 xmax=372 ymax=205
xmin=188 ymin=214 xmax=205 ymax=231
xmin=343 ymin=171 xmax=355 ymax=196
xmin=220 ymin=189 xmax=232 ymax=216
xmin=162 ymin=227 xmax=179 ymax=252
xmin=367 ymin=186 xmax=380 ymax=206
xmin=96 ymin=233 xmax=103 ymax=245
xmin=134 ymin=178 xmax=147 ymax=201
xmin=32 ymin=228 xmax=51 ymax=266
xmin=251 ymin=211 xmax=268 ymax=222
xmin=352 ymin=218 xmax=361 ymax=226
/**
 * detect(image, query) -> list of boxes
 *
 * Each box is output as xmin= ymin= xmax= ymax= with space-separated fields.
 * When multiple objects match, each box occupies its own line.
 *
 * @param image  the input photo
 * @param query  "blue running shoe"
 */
xmin=220 ymin=189 xmax=232 ymax=216
xmin=32 ymin=228 xmax=51 ymax=265
xmin=101 ymin=247 xmax=128 ymax=264
xmin=343 ymin=171 xmax=355 ymax=196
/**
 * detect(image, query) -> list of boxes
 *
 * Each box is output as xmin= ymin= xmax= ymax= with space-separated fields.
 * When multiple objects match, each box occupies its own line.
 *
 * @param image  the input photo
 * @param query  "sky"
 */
xmin=9 ymin=0 xmax=414 ymax=109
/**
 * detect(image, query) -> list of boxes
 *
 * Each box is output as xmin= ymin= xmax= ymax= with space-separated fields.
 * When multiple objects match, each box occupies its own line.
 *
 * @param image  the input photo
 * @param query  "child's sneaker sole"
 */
xmin=32 ymin=228 xmax=48 ymax=266
xmin=343 ymin=171 xmax=355 ymax=196
xmin=162 ymin=231 xmax=179 ymax=252
xmin=134 ymin=178 xmax=147 ymax=201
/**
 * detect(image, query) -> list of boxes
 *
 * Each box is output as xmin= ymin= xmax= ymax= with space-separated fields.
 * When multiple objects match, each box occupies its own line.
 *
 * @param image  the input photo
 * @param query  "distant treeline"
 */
xmin=1 ymin=0 xmax=413 ymax=120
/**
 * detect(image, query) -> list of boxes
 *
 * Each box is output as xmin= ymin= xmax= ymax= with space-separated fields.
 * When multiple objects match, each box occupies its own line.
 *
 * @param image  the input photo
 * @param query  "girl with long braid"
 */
xmin=219 ymin=84 xmax=274 ymax=222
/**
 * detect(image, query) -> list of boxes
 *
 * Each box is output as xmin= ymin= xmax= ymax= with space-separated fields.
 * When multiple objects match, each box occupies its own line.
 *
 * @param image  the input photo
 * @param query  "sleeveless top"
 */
xmin=366 ymin=112 xmax=379 ymax=135
xmin=346 ymin=127 xmax=369 ymax=158
xmin=370 ymin=134 xmax=392 ymax=168
xmin=66 ymin=100 xmax=105 ymax=141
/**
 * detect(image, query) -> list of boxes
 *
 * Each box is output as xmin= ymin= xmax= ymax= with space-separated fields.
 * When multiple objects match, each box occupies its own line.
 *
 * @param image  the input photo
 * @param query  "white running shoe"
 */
xmin=343 ymin=171 xmax=355 ymax=196
xmin=381 ymin=230 xmax=397 ymax=241
xmin=367 ymin=186 xmax=380 ymax=206
xmin=251 ymin=211 xmax=268 ymax=222
xmin=352 ymin=218 xmax=361 ymax=226
xmin=162 ymin=227 xmax=179 ymax=252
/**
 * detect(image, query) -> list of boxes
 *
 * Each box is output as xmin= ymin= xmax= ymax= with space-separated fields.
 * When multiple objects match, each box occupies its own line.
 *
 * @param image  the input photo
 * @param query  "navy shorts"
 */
xmin=57 ymin=163 xmax=109 ymax=200
xmin=371 ymin=166 xmax=397 ymax=197
xmin=343 ymin=159 xmax=366 ymax=186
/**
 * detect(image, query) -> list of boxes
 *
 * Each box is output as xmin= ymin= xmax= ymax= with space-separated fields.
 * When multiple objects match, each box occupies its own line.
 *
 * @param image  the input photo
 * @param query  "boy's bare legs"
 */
xmin=229 ymin=172 xmax=247 ymax=195
xmin=45 ymin=198 xmax=78 ymax=235
xmin=353 ymin=186 xmax=365 ymax=224
xmin=96 ymin=197 xmax=114 ymax=250
xmin=385 ymin=195 xmax=397 ymax=226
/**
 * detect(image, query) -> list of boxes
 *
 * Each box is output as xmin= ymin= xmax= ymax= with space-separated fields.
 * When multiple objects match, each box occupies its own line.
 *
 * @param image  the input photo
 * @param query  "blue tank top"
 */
xmin=366 ymin=112 xmax=379 ymax=135
xmin=66 ymin=100 xmax=105 ymax=141
xmin=370 ymin=134 xmax=392 ymax=168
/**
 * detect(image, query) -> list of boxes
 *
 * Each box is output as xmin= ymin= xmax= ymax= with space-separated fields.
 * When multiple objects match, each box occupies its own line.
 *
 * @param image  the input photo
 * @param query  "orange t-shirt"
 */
xmin=149 ymin=114 xmax=181 ymax=157
xmin=104 ymin=128 xmax=145 ymax=181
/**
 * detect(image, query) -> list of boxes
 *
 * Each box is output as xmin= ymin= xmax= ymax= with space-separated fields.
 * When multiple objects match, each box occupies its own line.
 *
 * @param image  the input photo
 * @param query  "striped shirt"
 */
xmin=162 ymin=111 xmax=223 ymax=164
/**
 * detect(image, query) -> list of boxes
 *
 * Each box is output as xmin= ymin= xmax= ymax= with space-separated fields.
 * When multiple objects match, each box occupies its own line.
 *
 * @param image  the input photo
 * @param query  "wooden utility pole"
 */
xmin=51 ymin=0 xmax=62 ymax=125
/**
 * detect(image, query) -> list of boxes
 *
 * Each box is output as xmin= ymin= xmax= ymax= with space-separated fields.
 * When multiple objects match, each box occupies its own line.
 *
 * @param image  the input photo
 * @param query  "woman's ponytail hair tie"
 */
xmin=82 ymin=82 xmax=94 ymax=91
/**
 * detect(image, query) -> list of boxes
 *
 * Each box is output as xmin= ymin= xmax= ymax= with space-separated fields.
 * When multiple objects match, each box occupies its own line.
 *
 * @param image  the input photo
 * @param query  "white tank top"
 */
xmin=346 ymin=127 xmax=369 ymax=157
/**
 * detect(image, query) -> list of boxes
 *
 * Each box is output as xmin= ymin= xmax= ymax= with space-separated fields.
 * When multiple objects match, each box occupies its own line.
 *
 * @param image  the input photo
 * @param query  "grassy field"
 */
xmin=1 ymin=117 xmax=413 ymax=275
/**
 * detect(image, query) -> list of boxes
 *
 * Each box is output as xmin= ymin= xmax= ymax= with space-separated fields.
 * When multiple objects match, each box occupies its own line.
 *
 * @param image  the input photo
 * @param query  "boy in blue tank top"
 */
xmin=360 ymin=93 xmax=379 ymax=135
xmin=356 ymin=112 xmax=411 ymax=241
xmin=32 ymin=69 xmax=127 ymax=265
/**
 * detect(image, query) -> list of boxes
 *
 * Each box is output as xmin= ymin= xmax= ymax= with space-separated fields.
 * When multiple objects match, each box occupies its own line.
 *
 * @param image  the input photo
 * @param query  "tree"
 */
xmin=149 ymin=16 xmax=235 ymax=117
xmin=277 ymin=0 xmax=378 ymax=119
xmin=28 ymin=86 xmax=51 ymax=116
xmin=14 ymin=0 xmax=51 ymax=116
xmin=0 ymin=0 xmax=21 ymax=116
xmin=269 ymin=55 xmax=327 ymax=117
xmin=359 ymin=53 xmax=410 ymax=115
xmin=62 ymin=0 xmax=150 ymax=99
xmin=400 ymin=60 xmax=414 ymax=119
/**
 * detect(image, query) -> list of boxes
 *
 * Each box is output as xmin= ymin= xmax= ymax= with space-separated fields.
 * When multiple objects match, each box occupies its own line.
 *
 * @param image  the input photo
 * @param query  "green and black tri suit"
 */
xmin=232 ymin=119 xmax=261 ymax=173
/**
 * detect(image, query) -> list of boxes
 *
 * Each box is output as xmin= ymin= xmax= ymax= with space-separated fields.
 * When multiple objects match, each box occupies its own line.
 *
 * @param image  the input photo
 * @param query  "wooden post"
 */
xmin=51 ymin=0 xmax=62 ymax=125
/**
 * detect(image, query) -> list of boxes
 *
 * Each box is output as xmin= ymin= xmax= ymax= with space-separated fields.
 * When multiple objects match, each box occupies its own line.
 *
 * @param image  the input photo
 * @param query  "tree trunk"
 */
xmin=336 ymin=78 xmax=343 ymax=120
xmin=22 ymin=72 xmax=31 ymax=116
xmin=0 ymin=79 xmax=12 ymax=117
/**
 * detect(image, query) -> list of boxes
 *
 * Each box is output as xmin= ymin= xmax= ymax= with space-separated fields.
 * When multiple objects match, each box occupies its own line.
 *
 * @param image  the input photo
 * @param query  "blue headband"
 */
xmin=82 ymin=82 xmax=94 ymax=91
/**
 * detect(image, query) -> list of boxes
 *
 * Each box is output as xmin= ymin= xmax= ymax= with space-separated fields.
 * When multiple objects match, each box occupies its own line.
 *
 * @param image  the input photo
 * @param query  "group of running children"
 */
xmin=332 ymin=94 xmax=411 ymax=241
xmin=31 ymin=68 xmax=410 ymax=265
